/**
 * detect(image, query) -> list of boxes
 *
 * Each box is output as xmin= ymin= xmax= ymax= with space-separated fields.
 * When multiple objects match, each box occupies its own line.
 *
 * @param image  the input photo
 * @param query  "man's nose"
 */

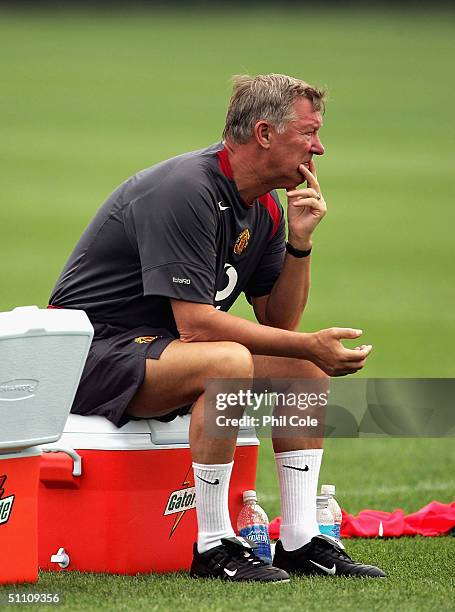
xmin=312 ymin=135 xmax=325 ymax=156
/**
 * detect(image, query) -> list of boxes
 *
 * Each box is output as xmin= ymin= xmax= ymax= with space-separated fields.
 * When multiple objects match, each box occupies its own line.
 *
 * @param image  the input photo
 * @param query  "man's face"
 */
xmin=267 ymin=97 xmax=325 ymax=189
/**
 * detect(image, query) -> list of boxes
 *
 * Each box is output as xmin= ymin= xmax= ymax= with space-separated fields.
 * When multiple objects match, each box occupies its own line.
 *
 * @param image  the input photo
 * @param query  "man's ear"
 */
xmin=254 ymin=120 xmax=272 ymax=149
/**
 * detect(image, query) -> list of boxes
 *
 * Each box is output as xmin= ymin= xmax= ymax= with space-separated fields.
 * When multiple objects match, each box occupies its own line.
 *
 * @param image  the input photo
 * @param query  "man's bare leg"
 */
xmin=253 ymin=354 xmax=328 ymax=451
xmin=127 ymin=339 xmax=253 ymax=462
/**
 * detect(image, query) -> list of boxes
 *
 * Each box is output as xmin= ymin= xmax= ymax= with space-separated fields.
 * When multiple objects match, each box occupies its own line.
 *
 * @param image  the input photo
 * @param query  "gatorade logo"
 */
xmin=164 ymin=486 xmax=196 ymax=515
xmin=0 ymin=476 xmax=14 ymax=525
xmin=164 ymin=466 xmax=196 ymax=539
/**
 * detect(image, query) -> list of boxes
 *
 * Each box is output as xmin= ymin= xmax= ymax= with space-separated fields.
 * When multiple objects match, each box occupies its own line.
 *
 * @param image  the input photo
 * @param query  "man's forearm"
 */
xmin=172 ymin=300 xmax=372 ymax=377
xmin=175 ymin=302 xmax=313 ymax=360
xmin=264 ymin=250 xmax=311 ymax=330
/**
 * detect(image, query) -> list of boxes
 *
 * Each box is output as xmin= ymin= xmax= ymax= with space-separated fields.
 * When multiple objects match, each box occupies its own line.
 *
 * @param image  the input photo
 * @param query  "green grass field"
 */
xmin=1 ymin=6 xmax=454 ymax=611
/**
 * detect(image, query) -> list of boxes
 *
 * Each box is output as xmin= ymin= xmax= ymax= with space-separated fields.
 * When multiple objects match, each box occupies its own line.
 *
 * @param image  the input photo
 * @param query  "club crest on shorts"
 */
xmin=134 ymin=336 xmax=157 ymax=344
xmin=234 ymin=228 xmax=251 ymax=256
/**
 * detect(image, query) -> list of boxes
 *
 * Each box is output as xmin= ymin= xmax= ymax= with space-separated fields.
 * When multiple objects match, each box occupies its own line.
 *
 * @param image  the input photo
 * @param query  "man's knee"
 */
xmin=206 ymin=342 xmax=254 ymax=380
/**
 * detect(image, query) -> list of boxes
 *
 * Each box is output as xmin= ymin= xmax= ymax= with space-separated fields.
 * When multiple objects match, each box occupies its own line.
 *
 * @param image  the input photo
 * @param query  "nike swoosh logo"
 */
xmin=224 ymin=568 xmax=238 ymax=577
xmin=283 ymin=464 xmax=309 ymax=472
xmin=196 ymin=475 xmax=220 ymax=485
xmin=310 ymin=560 xmax=336 ymax=574
xmin=217 ymin=201 xmax=230 ymax=211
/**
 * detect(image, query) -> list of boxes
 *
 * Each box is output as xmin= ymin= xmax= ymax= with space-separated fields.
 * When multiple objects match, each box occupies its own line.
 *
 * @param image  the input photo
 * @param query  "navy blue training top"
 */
xmin=50 ymin=142 xmax=286 ymax=335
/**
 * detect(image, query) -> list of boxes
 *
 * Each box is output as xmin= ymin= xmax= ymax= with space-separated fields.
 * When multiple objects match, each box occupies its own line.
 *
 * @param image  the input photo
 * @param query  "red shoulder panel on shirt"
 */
xmin=216 ymin=146 xmax=234 ymax=180
xmin=217 ymin=146 xmax=281 ymax=237
xmin=258 ymin=193 xmax=281 ymax=239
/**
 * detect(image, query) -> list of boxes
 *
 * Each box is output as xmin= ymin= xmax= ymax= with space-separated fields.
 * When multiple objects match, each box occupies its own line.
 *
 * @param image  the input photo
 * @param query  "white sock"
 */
xmin=275 ymin=449 xmax=324 ymax=551
xmin=193 ymin=461 xmax=236 ymax=553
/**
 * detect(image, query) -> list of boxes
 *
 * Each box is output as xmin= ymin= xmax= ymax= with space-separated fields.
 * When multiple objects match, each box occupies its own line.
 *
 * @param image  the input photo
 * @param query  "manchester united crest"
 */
xmin=134 ymin=336 xmax=157 ymax=344
xmin=234 ymin=229 xmax=251 ymax=256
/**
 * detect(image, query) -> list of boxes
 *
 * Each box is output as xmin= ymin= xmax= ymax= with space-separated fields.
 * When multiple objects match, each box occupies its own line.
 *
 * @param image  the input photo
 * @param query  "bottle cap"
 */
xmin=242 ymin=490 xmax=257 ymax=502
xmin=321 ymin=484 xmax=336 ymax=496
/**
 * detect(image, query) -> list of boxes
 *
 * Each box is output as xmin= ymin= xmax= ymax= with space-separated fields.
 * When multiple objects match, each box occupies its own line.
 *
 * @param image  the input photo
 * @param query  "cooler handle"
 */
xmin=42 ymin=447 xmax=82 ymax=476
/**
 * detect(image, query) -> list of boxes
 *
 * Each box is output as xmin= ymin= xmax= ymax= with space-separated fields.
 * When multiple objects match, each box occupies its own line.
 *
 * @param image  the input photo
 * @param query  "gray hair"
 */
xmin=223 ymin=73 xmax=326 ymax=144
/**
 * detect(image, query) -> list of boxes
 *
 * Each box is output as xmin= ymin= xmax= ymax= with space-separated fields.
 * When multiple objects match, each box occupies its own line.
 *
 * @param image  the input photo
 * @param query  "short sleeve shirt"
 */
xmin=50 ymin=142 xmax=286 ymax=335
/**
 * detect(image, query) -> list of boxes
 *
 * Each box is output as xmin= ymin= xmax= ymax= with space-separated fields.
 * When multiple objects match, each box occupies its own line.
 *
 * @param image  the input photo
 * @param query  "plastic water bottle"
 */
xmin=237 ymin=490 xmax=272 ymax=564
xmin=321 ymin=484 xmax=342 ymax=540
xmin=316 ymin=495 xmax=335 ymax=537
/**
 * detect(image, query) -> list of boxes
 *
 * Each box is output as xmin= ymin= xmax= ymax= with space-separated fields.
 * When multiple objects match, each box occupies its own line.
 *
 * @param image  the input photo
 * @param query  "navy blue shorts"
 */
xmin=71 ymin=324 xmax=190 ymax=428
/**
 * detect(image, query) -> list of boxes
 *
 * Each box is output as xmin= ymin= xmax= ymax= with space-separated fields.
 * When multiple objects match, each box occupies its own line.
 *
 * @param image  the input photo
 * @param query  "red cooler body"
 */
xmin=38 ymin=414 xmax=259 ymax=574
xmin=0 ymin=448 xmax=42 ymax=584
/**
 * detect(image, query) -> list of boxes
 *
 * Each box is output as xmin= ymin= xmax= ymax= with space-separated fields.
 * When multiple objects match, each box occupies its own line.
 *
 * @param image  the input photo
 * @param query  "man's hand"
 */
xmin=286 ymin=159 xmax=326 ymax=249
xmin=305 ymin=327 xmax=372 ymax=376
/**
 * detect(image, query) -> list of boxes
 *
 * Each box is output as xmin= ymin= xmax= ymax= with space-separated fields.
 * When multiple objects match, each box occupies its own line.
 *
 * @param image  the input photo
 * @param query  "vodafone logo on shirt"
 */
xmin=215 ymin=264 xmax=238 ymax=305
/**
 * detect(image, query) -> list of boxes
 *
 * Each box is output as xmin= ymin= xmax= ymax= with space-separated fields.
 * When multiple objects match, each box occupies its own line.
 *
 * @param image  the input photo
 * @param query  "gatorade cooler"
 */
xmin=38 ymin=414 xmax=259 ymax=574
xmin=0 ymin=306 xmax=93 ymax=584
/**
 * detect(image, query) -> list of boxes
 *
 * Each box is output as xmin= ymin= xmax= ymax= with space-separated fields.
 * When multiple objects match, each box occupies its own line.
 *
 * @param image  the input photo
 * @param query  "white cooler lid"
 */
xmin=41 ymin=414 xmax=259 ymax=451
xmin=0 ymin=306 xmax=93 ymax=451
xmin=0 ymin=305 xmax=93 ymax=338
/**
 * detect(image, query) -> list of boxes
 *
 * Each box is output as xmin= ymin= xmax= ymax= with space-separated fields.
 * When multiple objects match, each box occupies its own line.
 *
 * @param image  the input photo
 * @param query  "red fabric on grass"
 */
xmin=268 ymin=501 xmax=455 ymax=539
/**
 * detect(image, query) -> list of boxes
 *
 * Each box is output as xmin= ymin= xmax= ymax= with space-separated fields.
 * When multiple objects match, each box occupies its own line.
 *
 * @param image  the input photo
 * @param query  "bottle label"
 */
xmin=239 ymin=525 xmax=272 ymax=563
xmin=333 ymin=524 xmax=341 ymax=539
xmin=319 ymin=524 xmax=336 ymax=537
